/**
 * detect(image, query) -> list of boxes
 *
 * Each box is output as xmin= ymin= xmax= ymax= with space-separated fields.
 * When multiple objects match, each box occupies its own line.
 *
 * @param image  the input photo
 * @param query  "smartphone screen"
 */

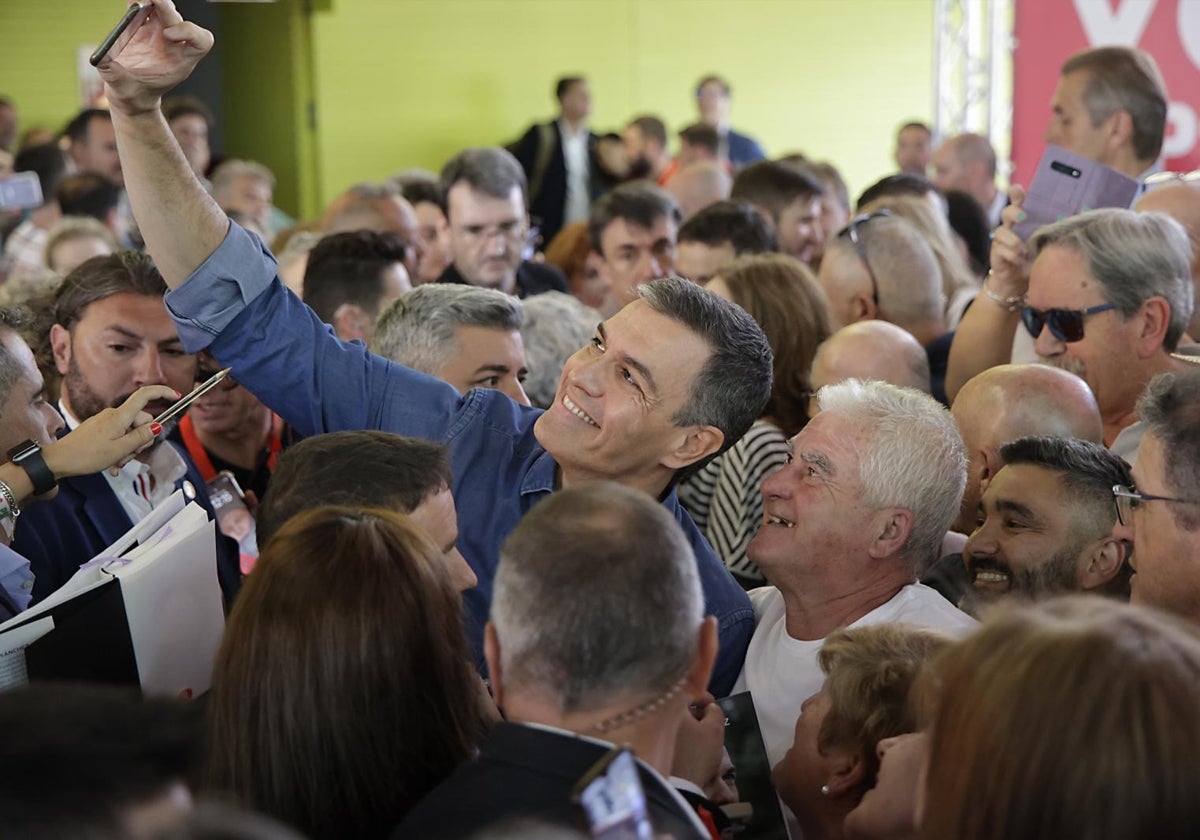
xmin=89 ymin=3 xmax=154 ymax=67
xmin=573 ymin=748 xmax=655 ymax=840
xmin=0 ymin=172 xmax=43 ymax=212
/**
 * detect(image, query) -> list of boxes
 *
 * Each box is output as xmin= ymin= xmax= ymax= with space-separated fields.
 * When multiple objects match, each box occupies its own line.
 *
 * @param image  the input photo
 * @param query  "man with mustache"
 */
xmin=10 ymin=251 xmax=241 ymax=603
xmin=961 ymin=435 xmax=1133 ymax=614
xmin=1021 ymin=209 xmax=1193 ymax=466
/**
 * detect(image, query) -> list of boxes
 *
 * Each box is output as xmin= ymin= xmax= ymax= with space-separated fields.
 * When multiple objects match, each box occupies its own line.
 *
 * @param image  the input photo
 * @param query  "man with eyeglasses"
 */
xmin=436 ymin=147 xmax=568 ymax=299
xmin=1020 ymin=209 xmax=1193 ymax=465
xmin=1120 ymin=369 xmax=1200 ymax=622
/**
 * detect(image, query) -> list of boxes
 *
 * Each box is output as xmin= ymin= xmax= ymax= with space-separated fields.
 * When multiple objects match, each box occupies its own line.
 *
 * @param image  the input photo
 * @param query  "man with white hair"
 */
xmin=371 ymin=284 xmax=530 ymax=406
xmin=398 ymin=482 xmax=716 ymax=838
xmin=734 ymin=380 xmax=976 ymax=767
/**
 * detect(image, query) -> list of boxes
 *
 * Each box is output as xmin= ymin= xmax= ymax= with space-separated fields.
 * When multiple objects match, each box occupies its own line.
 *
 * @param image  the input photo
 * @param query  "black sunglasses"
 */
xmin=1020 ymin=303 xmax=1117 ymax=343
xmin=837 ymin=210 xmax=891 ymax=307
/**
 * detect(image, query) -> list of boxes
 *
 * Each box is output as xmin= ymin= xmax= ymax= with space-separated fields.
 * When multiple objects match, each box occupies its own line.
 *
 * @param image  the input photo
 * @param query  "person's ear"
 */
xmin=979 ymin=447 xmax=1004 ymax=494
xmin=1133 ymin=297 xmax=1171 ymax=359
xmin=869 ymin=508 xmax=913 ymax=559
xmin=1106 ymin=109 xmax=1134 ymax=156
xmin=484 ymin=621 xmax=505 ymax=711
xmin=1080 ymin=536 xmax=1127 ymax=591
xmin=823 ymin=746 xmax=868 ymax=799
xmin=851 ymin=291 xmax=876 ymax=323
xmin=49 ymin=323 xmax=72 ymax=376
xmin=330 ymin=303 xmax=371 ymax=343
xmin=662 ymin=425 xmax=724 ymax=471
xmin=683 ymin=616 xmax=718 ymax=697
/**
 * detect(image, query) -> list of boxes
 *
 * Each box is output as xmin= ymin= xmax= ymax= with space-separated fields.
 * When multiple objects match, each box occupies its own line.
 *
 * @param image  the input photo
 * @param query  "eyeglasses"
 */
xmin=1143 ymin=169 xmax=1200 ymax=190
xmin=1020 ymin=303 xmax=1117 ymax=343
xmin=1112 ymin=484 xmax=1200 ymax=526
xmin=837 ymin=210 xmax=891 ymax=308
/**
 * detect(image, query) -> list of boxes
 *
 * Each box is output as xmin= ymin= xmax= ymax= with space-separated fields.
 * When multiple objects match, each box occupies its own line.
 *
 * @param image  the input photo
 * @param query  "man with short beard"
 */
xmin=10 ymin=252 xmax=241 ymax=603
xmin=960 ymin=435 xmax=1132 ymax=614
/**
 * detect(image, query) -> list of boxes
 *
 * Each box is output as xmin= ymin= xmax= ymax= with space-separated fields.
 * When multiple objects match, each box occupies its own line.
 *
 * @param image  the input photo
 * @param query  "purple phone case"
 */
xmin=1012 ymin=144 xmax=1139 ymax=240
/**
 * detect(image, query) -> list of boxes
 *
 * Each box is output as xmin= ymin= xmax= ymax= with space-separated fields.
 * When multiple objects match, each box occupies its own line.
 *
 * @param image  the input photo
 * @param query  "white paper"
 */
xmin=0 ymin=617 xmax=55 ymax=690
xmin=112 ymin=509 xmax=224 ymax=698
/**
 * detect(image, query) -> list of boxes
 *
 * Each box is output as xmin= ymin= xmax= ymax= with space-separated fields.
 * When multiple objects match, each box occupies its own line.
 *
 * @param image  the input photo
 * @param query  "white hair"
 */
xmin=818 ymin=379 xmax=966 ymax=567
xmin=518 ymin=291 xmax=599 ymax=409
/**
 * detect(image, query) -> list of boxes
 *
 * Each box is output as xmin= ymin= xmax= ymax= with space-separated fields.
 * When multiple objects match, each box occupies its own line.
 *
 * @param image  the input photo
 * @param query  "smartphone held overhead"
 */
xmin=89 ymin=3 xmax=155 ymax=67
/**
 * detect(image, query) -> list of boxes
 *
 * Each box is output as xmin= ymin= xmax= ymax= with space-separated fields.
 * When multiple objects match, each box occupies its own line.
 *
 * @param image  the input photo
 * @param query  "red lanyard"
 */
xmin=179 ymin=413 xmax=283 ymax=483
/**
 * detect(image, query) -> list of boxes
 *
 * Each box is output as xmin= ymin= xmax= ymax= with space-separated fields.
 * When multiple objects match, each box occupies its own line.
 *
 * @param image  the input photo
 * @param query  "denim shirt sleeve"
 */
xmin=165 ymin=222 xmax=468 ymax=440
xmin=666 ymin=492 xmax=753 ymax=698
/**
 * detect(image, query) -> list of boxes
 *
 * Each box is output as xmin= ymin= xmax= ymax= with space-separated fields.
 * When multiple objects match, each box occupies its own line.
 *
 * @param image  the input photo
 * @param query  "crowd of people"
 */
xmin=1 ymin=2 xmax=1199 ymax=837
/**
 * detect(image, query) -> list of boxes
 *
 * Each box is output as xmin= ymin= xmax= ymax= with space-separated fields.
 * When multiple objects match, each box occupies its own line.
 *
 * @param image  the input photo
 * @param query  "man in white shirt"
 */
xmin=511 ymin=76 xmax=598 ymax=248
xmin=733 ymin=380 xmax=977 ymax=768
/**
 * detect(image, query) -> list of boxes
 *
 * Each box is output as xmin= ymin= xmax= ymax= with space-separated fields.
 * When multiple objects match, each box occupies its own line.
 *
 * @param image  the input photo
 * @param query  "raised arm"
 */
xmin=96 ymin=0 xmax=228 ymax=287
xmin=944 ymin=185 xmax=1030 ymax=402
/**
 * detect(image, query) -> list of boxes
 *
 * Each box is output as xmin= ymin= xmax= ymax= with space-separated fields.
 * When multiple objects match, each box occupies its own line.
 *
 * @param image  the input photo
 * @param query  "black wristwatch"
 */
xmin=7 ymin=439 xmax=57 ymax=495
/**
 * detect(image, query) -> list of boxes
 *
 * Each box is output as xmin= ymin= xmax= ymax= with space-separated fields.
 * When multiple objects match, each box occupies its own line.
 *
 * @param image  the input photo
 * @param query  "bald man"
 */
xmin=930 ymin=133 xmax=1004 ymax=226
xmin=321 ymin=182 xmax=423 ymax=281
xmin=666 ymin=161 xmax=732 ymax=220
xmin=1136 ymin=182 xmax=1200 ymax=341
xmin=809 ymin=321 xmax=932 ymax=406
xmin=818 ymin=213 xmax=950 ymax=401
xmin=949 ymin=363 xmax=1103 ymax=536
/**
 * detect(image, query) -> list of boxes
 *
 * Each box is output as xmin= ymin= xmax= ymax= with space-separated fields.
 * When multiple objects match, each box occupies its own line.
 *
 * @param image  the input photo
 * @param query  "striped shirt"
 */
xmin=679 ymin=419 xmax=790 ymax=582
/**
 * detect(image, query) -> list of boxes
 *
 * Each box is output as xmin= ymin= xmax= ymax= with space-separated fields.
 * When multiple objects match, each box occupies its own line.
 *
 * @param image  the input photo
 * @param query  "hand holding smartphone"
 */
xmin=90 ymin=3 xmax=155 ymax=67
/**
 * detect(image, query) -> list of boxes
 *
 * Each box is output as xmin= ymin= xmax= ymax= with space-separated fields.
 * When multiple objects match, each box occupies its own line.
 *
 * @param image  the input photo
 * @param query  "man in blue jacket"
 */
xmin=95 ymin=0 xmax=771 ymax=695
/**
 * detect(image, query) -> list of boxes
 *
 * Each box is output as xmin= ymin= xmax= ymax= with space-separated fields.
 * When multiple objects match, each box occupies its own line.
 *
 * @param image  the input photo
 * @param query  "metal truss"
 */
xmin=934 ymin=0 xmax=1015 ymax=174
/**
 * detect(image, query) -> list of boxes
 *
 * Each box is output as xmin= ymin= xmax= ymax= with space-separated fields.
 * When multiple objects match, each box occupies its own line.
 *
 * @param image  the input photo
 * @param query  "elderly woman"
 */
xmin=679 ymin=253 xmax=832 ymax=585
xmin=205 ymin=506 xmax=489 ymax=838
xmin=771 ymin=624 xmax=949 ymax=840
xmin=921 ymin=596 xmax=1200 ymax=840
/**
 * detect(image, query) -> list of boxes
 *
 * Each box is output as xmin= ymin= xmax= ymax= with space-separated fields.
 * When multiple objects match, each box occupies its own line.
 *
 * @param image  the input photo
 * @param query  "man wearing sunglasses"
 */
xmin=1123 ymin=369 xmax=1200 ymax=623
xmin=1021 ymin=210 xmax=1192 ymax=465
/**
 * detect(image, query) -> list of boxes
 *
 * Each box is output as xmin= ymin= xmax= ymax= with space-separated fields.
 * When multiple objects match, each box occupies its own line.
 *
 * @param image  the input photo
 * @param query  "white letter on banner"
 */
xmin=1073 ymin=0 xmax=1155 ymax=46
xmin=1181 ymin=0 xmax=1200 ymax=71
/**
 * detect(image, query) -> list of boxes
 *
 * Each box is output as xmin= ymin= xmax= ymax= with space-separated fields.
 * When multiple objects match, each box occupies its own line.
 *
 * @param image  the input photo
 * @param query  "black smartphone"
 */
xmin=89 ymin=3 xmax=155 ymax=67
xmin=572 ymin=748 xmax=654 ymax=840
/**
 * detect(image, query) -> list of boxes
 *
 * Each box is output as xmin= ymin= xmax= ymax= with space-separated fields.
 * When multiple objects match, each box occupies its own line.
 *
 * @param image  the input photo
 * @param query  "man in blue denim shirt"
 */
xmin=97 ymin=1 xmax=771 ymax=695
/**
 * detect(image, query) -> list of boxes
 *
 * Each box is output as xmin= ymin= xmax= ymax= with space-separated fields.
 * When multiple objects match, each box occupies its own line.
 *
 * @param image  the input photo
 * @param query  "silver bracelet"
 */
xmin=983 ymin=272 xmax=1026 ymax=312
xmin=0 ymin=479 xmax=20 ymax=523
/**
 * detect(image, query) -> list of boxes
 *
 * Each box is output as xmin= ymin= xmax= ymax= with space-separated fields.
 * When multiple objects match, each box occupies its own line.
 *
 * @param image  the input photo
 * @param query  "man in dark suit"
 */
xmin=396 ymin=483 xmax=721 ymax=839
xmin=11 ymin=251 xmax=240 ymax=604
xmin=510 ymin=76 xmax=601 ymax=247
xmin=436 ymin=147 xmax=569 ymax=299
xmin=694 ymin=75 xmax=766 ymax=169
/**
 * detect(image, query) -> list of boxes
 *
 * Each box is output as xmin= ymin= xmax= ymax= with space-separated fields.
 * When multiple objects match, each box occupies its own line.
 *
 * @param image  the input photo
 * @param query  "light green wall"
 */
xmin=0 ymin=2 xmax=121 ymax=133
xmin=1 ymin=0 xmax=936 ymax=217
xmin=309 ymin=0 xmax=936 ymax=206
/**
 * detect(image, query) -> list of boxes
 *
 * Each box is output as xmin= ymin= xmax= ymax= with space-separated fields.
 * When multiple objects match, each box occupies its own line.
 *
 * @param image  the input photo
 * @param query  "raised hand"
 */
xmin=95 ymin=0 xmax=215 ymax=116
xmin=988 ymin=184 xmax=1031 ymax=298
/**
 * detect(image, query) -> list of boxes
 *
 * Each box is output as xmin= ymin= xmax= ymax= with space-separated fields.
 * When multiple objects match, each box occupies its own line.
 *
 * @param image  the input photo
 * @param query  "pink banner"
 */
xmin=1012 ymin=0 xmax=1200 ymax=186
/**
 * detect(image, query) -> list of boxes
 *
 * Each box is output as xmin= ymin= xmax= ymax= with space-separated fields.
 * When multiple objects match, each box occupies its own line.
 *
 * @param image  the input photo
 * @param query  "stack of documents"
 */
xmin=0 ymin=491 xmax=225 ymax=697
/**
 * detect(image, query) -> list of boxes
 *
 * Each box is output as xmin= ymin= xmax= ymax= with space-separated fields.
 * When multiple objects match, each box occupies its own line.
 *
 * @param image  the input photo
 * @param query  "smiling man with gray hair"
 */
xmin=733 ymin=379 xmax=977 ymax=769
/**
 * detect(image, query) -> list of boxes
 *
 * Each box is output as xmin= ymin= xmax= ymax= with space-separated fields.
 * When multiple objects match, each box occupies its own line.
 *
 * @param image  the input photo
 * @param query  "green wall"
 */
xmin=308 ymin=0 xmax=936 ymax=206
xmin=2 ymin=0 xmax=936 ymax=219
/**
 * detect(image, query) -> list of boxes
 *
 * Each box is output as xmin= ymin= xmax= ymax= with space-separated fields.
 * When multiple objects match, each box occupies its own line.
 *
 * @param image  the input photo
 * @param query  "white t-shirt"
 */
xmin=732 ymin=583 xmax=977 ymax=769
